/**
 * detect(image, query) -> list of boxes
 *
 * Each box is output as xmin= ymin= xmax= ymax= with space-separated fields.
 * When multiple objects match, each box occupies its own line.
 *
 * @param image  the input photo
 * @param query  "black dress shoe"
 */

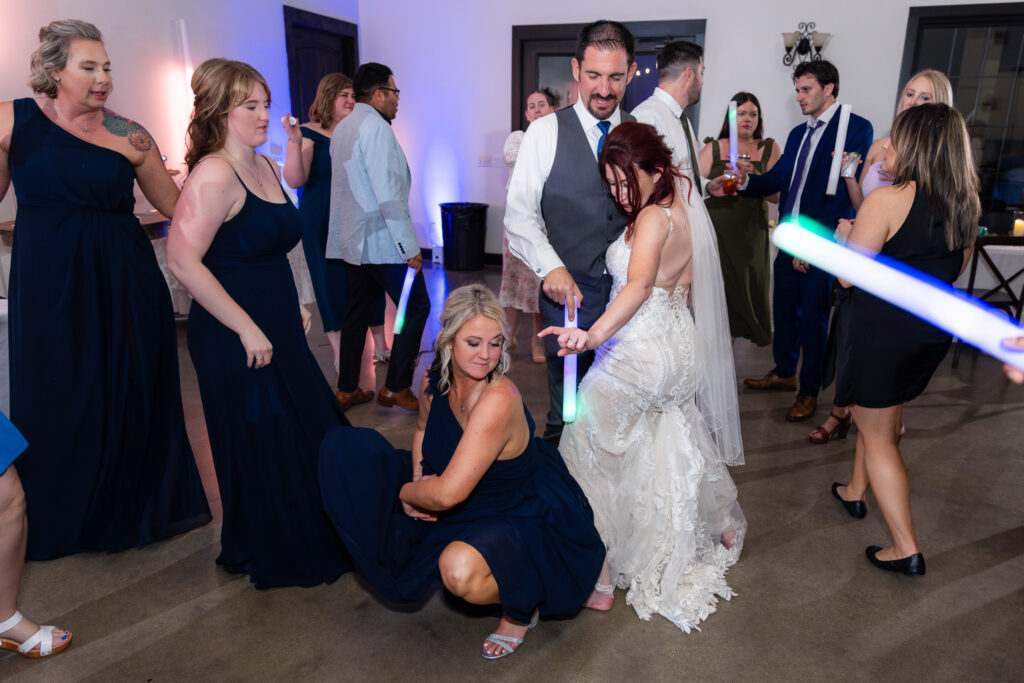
xmin=831 ymin=483 xmax=867 ymax=519
xmin=865 ymin=545 xmax=926 ymax=576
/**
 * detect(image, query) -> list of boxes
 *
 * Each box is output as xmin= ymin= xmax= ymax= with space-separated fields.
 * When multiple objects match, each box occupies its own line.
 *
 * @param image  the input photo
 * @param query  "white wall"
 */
xmin=0 ymin=0 xmax=358 ymax=221
xmin=358 ymin=0 xmax=1013 ymax=254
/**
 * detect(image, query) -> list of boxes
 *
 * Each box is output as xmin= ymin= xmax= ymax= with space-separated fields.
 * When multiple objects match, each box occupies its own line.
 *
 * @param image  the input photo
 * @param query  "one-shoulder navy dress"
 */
xmin=187 ymin=159 xmax=351 ymax=588
xmin=8 ymin=98 xmax=211 ymax=560
xmin=319 ymin=373 xmax=605 ymax=624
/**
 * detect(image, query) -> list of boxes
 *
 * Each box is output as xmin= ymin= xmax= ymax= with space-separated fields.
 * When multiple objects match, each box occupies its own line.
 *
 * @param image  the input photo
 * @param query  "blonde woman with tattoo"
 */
xmin=0 ymin=19 xmax=210 ymax=561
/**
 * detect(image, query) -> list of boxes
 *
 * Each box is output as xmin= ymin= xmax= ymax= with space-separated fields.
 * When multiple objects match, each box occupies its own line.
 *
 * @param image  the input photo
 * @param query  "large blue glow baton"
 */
xmin=393 ymin=266 xmax=417 ymax=335
xmin=563 ymin=296 xmax=578 ymax=423
xmin=772 ymin=219 xmax=1024 ymax=371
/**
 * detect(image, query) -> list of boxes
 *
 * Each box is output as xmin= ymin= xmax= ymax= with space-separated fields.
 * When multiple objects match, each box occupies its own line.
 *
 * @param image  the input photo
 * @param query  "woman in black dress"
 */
xmin=831 ymin=104 xmax=979 ymax=575
xmin=281 ymin=73 xmax=391 ymax=374
xmin=167 ymin=59 xmax=350 ymax=588
xmin=0 ymin=19 xmax=209 ymax=560
xmin=319 ymin=284 xmax=608 ymax=659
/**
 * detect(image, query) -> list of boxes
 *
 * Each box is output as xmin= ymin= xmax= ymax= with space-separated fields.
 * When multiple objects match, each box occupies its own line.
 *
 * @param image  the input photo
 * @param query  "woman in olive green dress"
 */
xmin=698 ymin=92 xmax=781 ymax=346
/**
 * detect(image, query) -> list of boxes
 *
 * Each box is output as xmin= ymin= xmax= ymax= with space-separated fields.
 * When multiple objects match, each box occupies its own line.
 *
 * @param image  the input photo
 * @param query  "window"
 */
xmin=902 ymin=4 xmax=1024 ymax=213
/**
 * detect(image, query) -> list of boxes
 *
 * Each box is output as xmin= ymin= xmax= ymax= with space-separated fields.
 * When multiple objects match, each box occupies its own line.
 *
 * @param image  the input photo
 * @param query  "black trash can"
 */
xmin=440 ymin=202 xmax=488 ymax=271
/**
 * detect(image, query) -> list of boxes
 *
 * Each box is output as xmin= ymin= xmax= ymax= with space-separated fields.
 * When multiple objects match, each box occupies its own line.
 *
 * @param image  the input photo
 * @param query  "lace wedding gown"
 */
xmin=559 ymin=216 xmax=746 ymax=633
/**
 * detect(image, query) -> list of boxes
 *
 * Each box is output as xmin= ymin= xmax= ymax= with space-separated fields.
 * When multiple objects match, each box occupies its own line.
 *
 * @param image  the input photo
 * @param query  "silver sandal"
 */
xmin=480 ymin=610 xmax=539 ymax=660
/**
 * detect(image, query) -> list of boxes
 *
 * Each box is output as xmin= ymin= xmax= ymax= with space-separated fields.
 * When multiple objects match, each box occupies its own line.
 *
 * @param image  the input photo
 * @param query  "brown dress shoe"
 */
xmin=786 ymin=394 xmax=817 ymax=422
xmin=743 ymin=371 xmax=797 ymax=391
xmin=335 ymin=388 xmax=373 ymax=411
xmin=378 ymin=387 xmax=419 ymax=411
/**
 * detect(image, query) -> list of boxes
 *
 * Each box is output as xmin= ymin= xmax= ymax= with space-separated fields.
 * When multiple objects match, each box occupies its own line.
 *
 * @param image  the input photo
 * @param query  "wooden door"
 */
xmin=283 ymin=6 xmax=359 ymax=123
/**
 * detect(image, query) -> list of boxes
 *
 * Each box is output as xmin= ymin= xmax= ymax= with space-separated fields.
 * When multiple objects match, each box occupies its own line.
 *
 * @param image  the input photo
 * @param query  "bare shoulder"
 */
xmin=189 ymin=155 xmax=237 ymax=184
xmin=0 ymin=101 xmax=14 ymax=150
xmin=257 ymin=153 xmax=283 ymax=180
xmin=100 ymin=108 xmax=155 ymax=152
xmin=636 ymin=203 xmax=671 ymax=231
xmin=480 ymin=376 xmax=522 ymax=409
xmin=865 ymin=136 xmax=889 ymax=162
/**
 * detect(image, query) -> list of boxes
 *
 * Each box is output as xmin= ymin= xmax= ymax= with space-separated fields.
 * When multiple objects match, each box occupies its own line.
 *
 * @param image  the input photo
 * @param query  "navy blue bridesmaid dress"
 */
xmin=298 ymin=128 xmax=348 ymax=331
xmin=319 ymin=373 xmax=605 ymax=624
xmin=7 ymin=98 xmax=211 ymax=560
xmin=187 ymin=158 xmax=351 ymax=588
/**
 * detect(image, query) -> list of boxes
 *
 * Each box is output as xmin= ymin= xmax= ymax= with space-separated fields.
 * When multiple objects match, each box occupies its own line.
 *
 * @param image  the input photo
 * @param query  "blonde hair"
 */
xmin=889 ymin=103 xmax=980 ymax=251
xmin=29 ymin=19 xmax=103 ymax=98
xmin=429 ymin=284 xmax=511 ymax=395
xmin=308 ymin=73 xmax=353 ymax=128
xmin=904 ymin=69 xmax=954 ymax=108
xmin=185 ymin=58 xmax=270 ymax=170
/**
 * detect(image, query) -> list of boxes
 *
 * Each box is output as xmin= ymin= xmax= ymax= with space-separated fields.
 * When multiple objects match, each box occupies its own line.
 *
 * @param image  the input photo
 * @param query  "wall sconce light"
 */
xmin=782 ymin=22 xmax=831 ymax=66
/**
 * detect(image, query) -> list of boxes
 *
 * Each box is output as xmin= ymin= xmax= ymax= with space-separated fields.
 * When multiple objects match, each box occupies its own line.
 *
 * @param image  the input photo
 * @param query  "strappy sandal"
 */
xmin=481 ymin=609 xmax=539 ymax=660
xmin=0 ymin=611 xmax=72 ymax=658
xmin=372 ymin=349 xmax=391 ymax=364
xmin=809 ymin=410 xmax=853 ymax=444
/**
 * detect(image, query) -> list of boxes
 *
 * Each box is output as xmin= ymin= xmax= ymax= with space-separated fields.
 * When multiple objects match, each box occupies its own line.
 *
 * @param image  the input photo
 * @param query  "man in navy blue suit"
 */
xmin=736 ymin=61 xmax=872 ymax=421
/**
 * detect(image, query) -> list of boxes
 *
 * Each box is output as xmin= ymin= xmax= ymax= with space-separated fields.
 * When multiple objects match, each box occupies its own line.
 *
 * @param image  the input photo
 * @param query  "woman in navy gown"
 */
xmin=281 ymin=73 xmax=391 ymax=375
xmin=0 ymin=19 xmax=210 ymax=560
xmin=0 ymin=415 xmax=71 ymax=658
xmin=832 ymin=103 xmax=979 ymax=575
xmin=319 ymin=284 xmax=608 ymax=659
xmin=167 ymin=58 xmax=350 ymax=588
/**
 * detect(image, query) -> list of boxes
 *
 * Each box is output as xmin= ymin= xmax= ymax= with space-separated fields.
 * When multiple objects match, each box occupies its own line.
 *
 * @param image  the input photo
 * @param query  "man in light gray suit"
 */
xmin=328 ymin=62 xmax=429 ymax=412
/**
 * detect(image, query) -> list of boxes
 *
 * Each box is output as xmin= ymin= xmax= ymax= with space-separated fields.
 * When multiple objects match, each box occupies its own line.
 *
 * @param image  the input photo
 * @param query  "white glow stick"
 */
xmin=728 ymin=101 xmax=738 ymax=170
xmin=772 ymin=220 xmax=1024 ymax=371
xmin=563 ymin=297 xmax=578 ymax=423
xmin=289 ymin=116 xmax=298 ymax=126
xmin=393 ymin=266 xmax=417 ymax=335
xmin=826 ymin=104 xmax=852 ymax=196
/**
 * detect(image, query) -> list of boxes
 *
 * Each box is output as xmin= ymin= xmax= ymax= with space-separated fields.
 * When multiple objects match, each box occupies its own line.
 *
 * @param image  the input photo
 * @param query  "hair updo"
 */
xmin=185 ymin=58 xmax=270 ymax=170
xmin=29 ymin=19 xmax=103 ymax=98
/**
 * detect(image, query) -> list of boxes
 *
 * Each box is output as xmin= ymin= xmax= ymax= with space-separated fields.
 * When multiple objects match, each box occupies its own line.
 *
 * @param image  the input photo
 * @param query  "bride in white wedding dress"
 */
xmin=541 ymin=122 xmax=745 ymax=633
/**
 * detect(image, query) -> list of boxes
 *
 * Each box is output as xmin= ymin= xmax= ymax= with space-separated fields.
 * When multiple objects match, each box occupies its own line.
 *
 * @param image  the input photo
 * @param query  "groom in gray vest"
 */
xmin=505 ymin=19 xmax=636 ymax=444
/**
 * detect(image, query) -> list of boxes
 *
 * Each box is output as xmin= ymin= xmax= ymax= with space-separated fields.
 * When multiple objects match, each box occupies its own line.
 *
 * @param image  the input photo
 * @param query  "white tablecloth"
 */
xmin=953 ymin=244 xmax=1024 ymax=293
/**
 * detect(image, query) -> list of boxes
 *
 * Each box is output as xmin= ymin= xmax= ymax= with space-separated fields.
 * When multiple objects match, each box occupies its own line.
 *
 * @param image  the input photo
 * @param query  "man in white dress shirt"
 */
xmin=631 ymin=41 xmax=706 ymax=193
xmin=504 ymin=19 xmax=636 ymax=444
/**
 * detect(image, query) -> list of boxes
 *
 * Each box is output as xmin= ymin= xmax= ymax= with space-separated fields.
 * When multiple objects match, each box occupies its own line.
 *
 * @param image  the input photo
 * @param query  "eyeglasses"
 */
xmin=378 ymin=86 xmax=400 ymax=96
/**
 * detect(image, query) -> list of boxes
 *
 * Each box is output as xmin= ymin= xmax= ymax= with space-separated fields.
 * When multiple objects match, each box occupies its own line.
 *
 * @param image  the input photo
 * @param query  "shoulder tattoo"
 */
xmin=101 ymin=109 xmax=154 ymax=152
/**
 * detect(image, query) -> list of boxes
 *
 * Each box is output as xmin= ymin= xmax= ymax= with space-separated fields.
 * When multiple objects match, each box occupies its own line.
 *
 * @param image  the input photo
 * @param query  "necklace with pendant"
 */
xmin=223 ymin=149 xmax=264 ymax=187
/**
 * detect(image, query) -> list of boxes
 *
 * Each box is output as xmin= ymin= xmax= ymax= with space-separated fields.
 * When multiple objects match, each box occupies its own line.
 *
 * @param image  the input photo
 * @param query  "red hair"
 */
xmin=599 ymin=122 xmax=686 ymax=240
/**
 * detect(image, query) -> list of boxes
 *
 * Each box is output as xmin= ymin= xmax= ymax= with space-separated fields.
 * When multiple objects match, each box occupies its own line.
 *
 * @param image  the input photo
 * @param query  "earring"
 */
xmin=54 ymin=76 xmax=60 ymax=82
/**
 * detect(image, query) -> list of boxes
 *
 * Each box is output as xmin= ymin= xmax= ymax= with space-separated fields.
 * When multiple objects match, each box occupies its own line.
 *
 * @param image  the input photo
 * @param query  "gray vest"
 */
xmin=540 ymin=107 xmax=634 ymax=287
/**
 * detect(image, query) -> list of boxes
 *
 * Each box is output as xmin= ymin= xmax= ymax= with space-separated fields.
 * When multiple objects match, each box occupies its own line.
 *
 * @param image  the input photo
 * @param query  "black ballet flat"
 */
xmin=865 ymin=545 xmax=926 ymax=576
xmin=831 ymin=483 xmax=867 ymax=519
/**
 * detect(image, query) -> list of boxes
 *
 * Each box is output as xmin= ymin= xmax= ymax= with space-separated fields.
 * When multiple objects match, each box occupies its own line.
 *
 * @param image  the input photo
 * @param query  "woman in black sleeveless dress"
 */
xmin=167 ymin=59 xmax=350 ymax=588
xmin=1 ymin=20 xmax=209 ymax=561
xmin=831 ymin=104 xmax=980 ymax=576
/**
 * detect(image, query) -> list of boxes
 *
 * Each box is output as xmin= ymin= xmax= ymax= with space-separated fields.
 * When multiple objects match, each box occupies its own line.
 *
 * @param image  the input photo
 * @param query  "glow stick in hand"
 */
xmin=772 ymin=219 xmax=1024 ymax=371
xmin=393 ymin=266 xmax=417 ymax=335
xmin=728 ymin=101 xmax=738 ymax=170
xmin=826 ymin=104 xmax=852 ymax=195
xmin=563 ymin=296 xmax=578 ymax=423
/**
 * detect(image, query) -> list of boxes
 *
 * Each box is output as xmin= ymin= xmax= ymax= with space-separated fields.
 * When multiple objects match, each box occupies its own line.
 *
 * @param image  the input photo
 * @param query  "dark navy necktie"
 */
xmin=780 ymin=119 xmax=824 ymax=218
xmin=597 ymin=120 xmax=611 ymax=156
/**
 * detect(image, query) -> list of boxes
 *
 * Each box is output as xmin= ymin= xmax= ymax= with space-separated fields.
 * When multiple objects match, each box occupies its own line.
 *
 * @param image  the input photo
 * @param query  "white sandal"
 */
xmin=0 ymin=610 xmax=72 ymax=658
xmin=481 ymin=610 xmax=539 ymax=660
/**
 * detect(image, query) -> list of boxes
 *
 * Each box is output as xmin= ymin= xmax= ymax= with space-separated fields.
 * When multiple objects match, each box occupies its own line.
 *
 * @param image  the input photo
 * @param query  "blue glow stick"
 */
xmin=393 ymin=266 xmax=417 ymax=335
xmin=563 ymin=297 xmax=578 ymax=423
xmin=772 ymin=219 xmax=1024 ymax=371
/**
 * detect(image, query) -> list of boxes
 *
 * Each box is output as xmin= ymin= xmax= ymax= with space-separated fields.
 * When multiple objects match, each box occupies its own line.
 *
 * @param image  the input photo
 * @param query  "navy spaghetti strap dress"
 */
xmin=186 ymin=159 xmax=351 ymax=588
xmin=319 ymin=373 xmax=605 ymax=624
xmin=7 ymin=98 xmax=210 ymax=560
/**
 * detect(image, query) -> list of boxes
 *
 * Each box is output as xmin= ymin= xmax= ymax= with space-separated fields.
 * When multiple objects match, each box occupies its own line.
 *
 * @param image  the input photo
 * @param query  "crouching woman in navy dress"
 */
xmin=319 ymin=284 xmax=608 ymax=659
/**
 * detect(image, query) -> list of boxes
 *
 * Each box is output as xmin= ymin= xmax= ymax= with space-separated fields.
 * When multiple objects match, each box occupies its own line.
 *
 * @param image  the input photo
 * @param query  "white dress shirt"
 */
xmin=631 ymin=87 xmax=703 ymax=182
xmin=504 ymin=98 xmax=623 ymax=278
xmin=788 ymin=101 xmax=840 ymax=216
